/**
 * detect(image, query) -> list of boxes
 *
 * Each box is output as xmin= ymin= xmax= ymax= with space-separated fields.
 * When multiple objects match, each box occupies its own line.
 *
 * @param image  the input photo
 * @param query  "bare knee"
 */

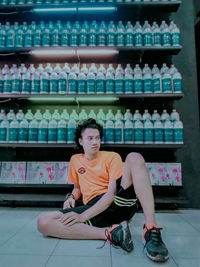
xmin=125 ymin=152 xmax=145 ymax=167
xmin=37 ymin=214 xmax=51 ymax=236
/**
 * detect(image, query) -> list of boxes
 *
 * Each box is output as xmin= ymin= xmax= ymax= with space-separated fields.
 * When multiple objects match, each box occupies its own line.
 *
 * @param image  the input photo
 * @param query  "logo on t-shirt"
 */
xmin=78 ymin=167 xmax=86 ymax=174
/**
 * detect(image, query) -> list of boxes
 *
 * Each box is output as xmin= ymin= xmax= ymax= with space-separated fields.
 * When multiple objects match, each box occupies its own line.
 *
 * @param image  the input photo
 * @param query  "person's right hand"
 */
xmin=63 ymin=197 xmax=75 ymax=209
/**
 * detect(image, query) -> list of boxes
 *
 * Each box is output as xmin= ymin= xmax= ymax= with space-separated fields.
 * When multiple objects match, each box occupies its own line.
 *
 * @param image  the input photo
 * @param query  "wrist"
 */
xmin=65 ymin=193 xmax=75 ymax=201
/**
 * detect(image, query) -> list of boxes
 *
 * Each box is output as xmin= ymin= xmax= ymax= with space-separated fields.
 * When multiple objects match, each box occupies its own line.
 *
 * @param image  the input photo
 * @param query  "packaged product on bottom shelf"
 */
xmin=0 ymin=162 xmax=26 ymax=184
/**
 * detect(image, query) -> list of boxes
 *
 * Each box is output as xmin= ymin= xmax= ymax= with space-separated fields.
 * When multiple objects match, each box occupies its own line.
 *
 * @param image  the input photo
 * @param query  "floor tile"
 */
xmin=53 ymin=239 xmax=110 ymax=256
xmin=173 ymin=258 xmax=200 ymax=267
xmin=46 ymin=255 xmax=111 ymax=267
xmin=0 ymin=254 xmax=49 ymax=267
xmin=178 ymin=210 xmax=200 ymax=232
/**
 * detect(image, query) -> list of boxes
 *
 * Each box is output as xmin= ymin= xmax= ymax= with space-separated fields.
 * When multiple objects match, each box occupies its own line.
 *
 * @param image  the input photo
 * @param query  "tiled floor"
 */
xmin=0 ymin=207 xmax=200 ymax=267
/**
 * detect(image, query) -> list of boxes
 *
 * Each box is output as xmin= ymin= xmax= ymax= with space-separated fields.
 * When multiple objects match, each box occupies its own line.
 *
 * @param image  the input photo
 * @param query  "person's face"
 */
xmin=79 ymin=128 xmax=101 ymax=156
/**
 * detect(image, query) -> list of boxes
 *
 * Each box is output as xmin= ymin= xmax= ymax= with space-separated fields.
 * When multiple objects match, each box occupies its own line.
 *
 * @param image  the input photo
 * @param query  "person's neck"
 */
xmin=85 ymin=151 xmax=100 ymax=161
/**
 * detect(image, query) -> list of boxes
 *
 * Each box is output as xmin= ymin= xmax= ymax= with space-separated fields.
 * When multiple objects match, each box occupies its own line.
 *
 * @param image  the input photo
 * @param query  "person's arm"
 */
xmin=60 ymin=179 xmax=117 ymax=225
xmin=63 ymin=183 xmax=82 ymax=209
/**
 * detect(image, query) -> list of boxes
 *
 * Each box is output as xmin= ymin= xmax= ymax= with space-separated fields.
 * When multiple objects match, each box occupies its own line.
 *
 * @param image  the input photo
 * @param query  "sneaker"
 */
xmin=143 ymin=225 xmax=169 ymax=262
xmin=106 ymin=221 xmax=133 ymax=252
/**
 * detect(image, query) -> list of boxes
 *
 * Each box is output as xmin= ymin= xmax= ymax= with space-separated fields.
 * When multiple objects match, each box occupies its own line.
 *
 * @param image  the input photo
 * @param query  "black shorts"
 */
xmin=60 ymin=178 xmax=138 ymax=227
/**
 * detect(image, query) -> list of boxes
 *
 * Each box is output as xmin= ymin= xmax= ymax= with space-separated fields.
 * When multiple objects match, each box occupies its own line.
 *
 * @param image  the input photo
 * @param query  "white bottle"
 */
xmin=115 ymin=109 xmax=124 ymax=121
xmin=125 ymin=64 xmax=133 ymax=75
xmin=161 ymin=109 xmax=170 ymax=123
xmin=116 ymin=64 xmax=124 ymax=75
xmin=37 ymin=63 xmax=44 ymax=74
xmin=106 ymin=109 xmax=115 ymax=121
xmin=174 ymin=119 xmax=183 ymax=144
xmin=45 ymin=63 xmax=53 ymax=74
xmin=153 ymin=72 xmax=162 ymax=93
xmin=160 ymin=63 xmax=169 ymax=75
xmin=8 ymin=120 xmax=19 ymax=143
xmin=28 ymin=119 xmax=38 ymax=143
xmin=173 ymin=72 xmax=182 ymax=93
xmin=43 ymin=109 xmax=52 ymax=121
xmin=28 ymin=64 xmax=36 ymax=74
xmin=81 ymin=64 xmax=89 ymax=75
xmin=105 ymin=119 xmax=115 ymax=144
xmin=124 ymin=109 xmax=133 ymax=121
xmin=89 ymin=63 xmax=98 ymax=75
xmin=25 ymin=109 xmax=34 ymax=122
xmin=98 ymin=64 xmax=106 ymax=75
xmin=70 ymin=109 xmax=79 ymax=121
xmin=152 ymin=110 xmax=161 ymax=124
xmin=164 ymin=118 xmax=174 ymax=144
xmin=162 ymin=71 xmax=172 ymax=93
xmin=0 ymin=109 xmax=6 ymax=123
xmin=54 ymin=63 xmax=62 ymax=74
xmin=19 ymin=64 xmax=27 ymax=75
xmin=107 ymin=64 xmax=115 ymax=75
xmin=133 ymin=64 xmax=142 ymax=75
xmin=124 ymin=119 xmax=134 ymax=144
xmin=143 ymin=63 xmax=151 ymax=74
xmin=2 ymin=64 xmax=10 ymax=76
xmin=57 ymin=119 xmax=67 ymax=143
xmin=114 ymin=119 xmax=124 ymax=144
xmin=16 ymin=109 xmax=24 ymax=123
xmin=88 ymin=109 xmax=96 ymax=120
xmin=169 ymin=64 xmax=178 ymax=76
xmin=62 ymin=63 xmax=71 ymax=75
xmin=38 ymin=119 xmax=48 ymax=143
xmin=152 ymin=64 xmax=160 ymax=75
xmin=18 ymin=119 xmax=29 ymax=143
xmin=134 ymin=119 xmax=144 ymax=144
xmin=10 ymin=64 xmax=18 ymax=75
xmin=142 ymin=109 xmax=151 ymax=123
xmin=7 ymin=109 xmax=16 ymax=123
xmin=133 ymin=110 xmax=142 ymax=122
xmin=48 ymin=119 xmax=57 ymax=143
xmin=67 ymin=118 xmax=76 ymax=143
xmin=52 ymin=109 xmax=61 ymax=121
xmin=154 ymin=118 xmax=164 ymax=144
xmin=34 ymin=109 xmax=43 ymax=121
xmin=61 ymin=109 xmax=70 ymax=121
xmin=79 ymin=109 xmax=88 ymax=121
xmin=71 ymin=64 xmax=79 ymax=75
xmin=97 ymin=109 xmax=106 ymax=121
xmin=144 ymin=118 xmax=154 ymax=144
xmin=0 ymin=120 xmax=9 ymax=143
xmin=170 ymin=109 xmax=180 ymax=123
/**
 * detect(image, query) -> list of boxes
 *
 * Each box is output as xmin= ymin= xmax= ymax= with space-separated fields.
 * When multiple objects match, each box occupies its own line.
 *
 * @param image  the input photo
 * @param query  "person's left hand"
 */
xmin=59 ymin=212 xmax=85 ymax=226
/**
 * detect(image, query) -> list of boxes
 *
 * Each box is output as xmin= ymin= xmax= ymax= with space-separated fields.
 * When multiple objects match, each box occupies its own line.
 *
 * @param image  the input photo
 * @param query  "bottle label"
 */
xmin=78 ymin=80 xmax=86 ymax=93
xmin=67 ymin=127 xmax=75 ymax=142
xmin=162 ymin=78 xmax=172 ymax=92
xmin=32 ymin=79 xmax=40 ymax=93
xmin=22 ymin=79 xmax=31 ymax=93
xmin=70 ymin=33 xmax=78 ymax=46
xmin=24 ymin=34 xmax=32 ymax=47
xmin=162 ymin=32 xmax=171 ymax=46
xmin=68 ymin=79 xmax=77 ymax=94
xmin=15 ymin=34 xmax=23 ymax=47
xmin=96 ymin=79 xmax=105 ymax=93
xmin=134 ymin=32 xmax=143 ymax=46
xmin=7 ymin=33 xmax=15 ymax=47
xmin=58 ymin=78 xmax=66 ymax=93
xmin=9 ymin=128 xmax=18 ymax=142
xmin=107 ymin=33 xmax=115 ymax=46
xmin=172 ymin=33 xmax=180 ymax=46
xmin=174 ymin=128 xmax=183 ymax=143
xmin=125 ymin=33 xmax=134 ymax=46
xmin=88 ymin=33 xmax=96 ymax=46
xmin=116 ymin=33 xmax=124 ymax=46
xmin=0 ymin=34 xmax=6 ymax=48
xmin=50 ymin=79 xmax=58 ymax=93
xmin=57 ymin=128 xmax=67 ymax=142
xmin=4 ymin=80 xmax=12 ymax=93
xmin=115 ymin=79 xmax=124 ymax=93
xmin=33 ymin=32 xmax=41 ymax=47
xmin=134 ymin=79 xmax=143 ymax=93
xmin=153 ymin=78 xmax=161 ymax=93
xmin=164 ymin=128 xmax=174 ymax=143
xmin=12 ymin=79 xmax=21 ymax=93
xmin=105 ymin=128 xmax=114 ymax=143
xmin=106 ymin=79 xmax=114 ymax=93
xmin=18 ymin=128 xmax=28 ymax=142
xmin=61 ymin=32 xmax=69 ymax=46
xmin=134 ymin=128 xmax=143 ymax=142
xmin=153 ymin=33 xmax=161 ymax=46
xmin=144 ymin=128 xmax=153 ymax=143
xmin=87 ymin=79 xmax=95 ymax=93
xmin=154 ymin=128 xmax=164 ymax=142
xmin=144 ymin=79 xmax=152 ymax=93
xmin=144 ymin=33 xmax=153 ymax=46
xmin=97 ymin=33 xmax=106 ymax=46
xmin=173 ymin=79 xmax=182 ymax=93
xmin=40 ymin=79 xmax=49 ymax=93
xmin=79 ymin=33 xmax=87 ymax=46
xmin=28 ymin=128 xmax=38 ymax=142
xmin=115 ymin=128 xmax=123 ymax=143
xmin=124 ymin=128 xmax=133 ymax=143
xmin=38 ymin=128 xmax=48 ymax=142
xmin=42 ymin=33 xmax=50 ymax=46
xmin=0 ymin=80 xmax=3 ymax=93
xmin=52 ymin=32 xmax=60 ymax=46
xmin=0 ymin=128 xmax=7 ymax=142
xmin=125 ymin=79 xmax=134 ymax=93
xmin=48 ymin=128 xmax=57 ymax=142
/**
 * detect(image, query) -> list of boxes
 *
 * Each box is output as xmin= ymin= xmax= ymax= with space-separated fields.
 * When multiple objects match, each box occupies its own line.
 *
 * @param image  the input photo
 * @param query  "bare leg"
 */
xmin=120 ymin=152 xmax=157 ymax=226
xmin=37 ymin=211 xmax=106 ymax=239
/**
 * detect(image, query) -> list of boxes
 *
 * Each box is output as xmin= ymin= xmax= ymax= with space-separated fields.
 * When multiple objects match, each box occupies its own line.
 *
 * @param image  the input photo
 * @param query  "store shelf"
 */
xmin=0 ymin=143 xmax=185 ymax=148
xmin=0 ymin=183 xmax=73 ymax=189
xmin=0 ymin=1 xmax=182 ymax=13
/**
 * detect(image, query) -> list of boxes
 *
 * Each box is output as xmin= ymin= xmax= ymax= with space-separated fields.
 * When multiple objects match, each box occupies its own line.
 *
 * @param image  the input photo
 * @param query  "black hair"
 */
xmin=74 ymin=118 xmax=103 ymax=153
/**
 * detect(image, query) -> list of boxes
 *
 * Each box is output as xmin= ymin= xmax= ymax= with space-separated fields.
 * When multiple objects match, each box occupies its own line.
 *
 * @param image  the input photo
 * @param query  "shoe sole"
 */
xmin=121 ymin=221 xmax=134 ymax=252
xmin=145 ymin=249 xmax=169 ymax=262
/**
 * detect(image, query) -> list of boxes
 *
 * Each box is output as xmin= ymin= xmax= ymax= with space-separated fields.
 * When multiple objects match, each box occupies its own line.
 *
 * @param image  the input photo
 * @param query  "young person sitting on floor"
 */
xmin=37 ymin=118 xmax=169 ymax=262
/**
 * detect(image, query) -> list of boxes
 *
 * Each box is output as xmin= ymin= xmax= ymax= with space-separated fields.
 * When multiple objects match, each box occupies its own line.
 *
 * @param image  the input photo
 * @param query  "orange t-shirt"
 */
xmin=67 ymin=151 xmax=123 ymax=204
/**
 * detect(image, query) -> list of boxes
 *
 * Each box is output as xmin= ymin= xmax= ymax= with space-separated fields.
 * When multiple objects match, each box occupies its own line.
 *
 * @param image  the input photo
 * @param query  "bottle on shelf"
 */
xmin=144 ymin=118 xmax=154 ymax=144
xmin=38 ymin=119 xmax=48 ymax=143
xmin=58 ymin=71 xmax=67 ymax=94
xmin=174 ymin=119 xmax=184 ymax=144
xmin=154 ymin=118 xmax=164 ymax=144
xmin=133 ymin=110 xmax=142 ymax=123
xmin=16 ymin=109 xmax=24 ymax=123
xmin=114 ymin=119 xmax=124 ymax=144
xmin=151 ymin=110 xmax=161 ymax=124
xmin=57 ymin=119 xmax=67 ymax=144
xmin=105 ymin=119 xmax=115 ymax=144
xmin=134 ymin=118 xmax=144 ymax=144
xmin=18 ymin=119 xmax=29 ymax=143
xmin=170 ymin=109 xmax=180 ymax=123
xmin=88 ymin=109 xmax=96 ymax=120
xmin=172 ymin=71 xmax=182 ymax=93
xmin=67 ymin=118 xmax=76 ymax=143
xmin=61 ymin=109 xmax=70 ymax=121
xmin=124 ymin=119 xmax=134 ymax=144
xmin=25 ymin=109 xmax=34 ymax=122
xmin=43 ymin=109 xmax=52 ymax=121
xmin=164 ymin=118 xmax=174 ymax=144
xmin=79 ymin=109 xmax=88 ymax=121
xmin=97 ymin=109 xmax=106 ymax=121
xmin=142 ymin=109 xmax=151 ymax=123
xmin=48 ymin=119 xmax=57 ymax=143
xmin=161 ymin=109 xmax=170 ymax=123
xmin=0 ymin=120 xmax=9 ymax=143
xmin=8 ymin=119 xmax=19 ymax=143
xmin=7 ymin=109 xmax=16 ymax=123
